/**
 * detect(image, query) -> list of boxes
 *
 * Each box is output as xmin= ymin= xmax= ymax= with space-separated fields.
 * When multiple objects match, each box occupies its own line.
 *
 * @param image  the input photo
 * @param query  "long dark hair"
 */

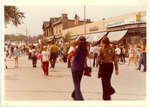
xmin=77 ymin=36 xmax=87 ymax=49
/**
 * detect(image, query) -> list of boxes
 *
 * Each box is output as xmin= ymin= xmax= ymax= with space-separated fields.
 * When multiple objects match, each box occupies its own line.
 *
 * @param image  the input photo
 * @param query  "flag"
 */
xmin=74 ymin=14 xmax=80 ymax=24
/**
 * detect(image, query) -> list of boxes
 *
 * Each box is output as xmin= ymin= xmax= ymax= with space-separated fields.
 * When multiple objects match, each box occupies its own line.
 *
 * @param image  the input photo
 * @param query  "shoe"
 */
xmin=109 ymin=89 xmax=115 ymax=95
xmin=103 ymin=96 xmax=111 ymax=100
xmin=51 ymin=68 xmax=54 ymax=71
xmin=71 ymin=93 xmax=76 ymax=100
xmin=136 ymin=68 xmax=140 ymax=70
xmin=98 ymin=73 xmax=102 ymax=78
xmin=141 ymin=70 xmax=146 ymax=72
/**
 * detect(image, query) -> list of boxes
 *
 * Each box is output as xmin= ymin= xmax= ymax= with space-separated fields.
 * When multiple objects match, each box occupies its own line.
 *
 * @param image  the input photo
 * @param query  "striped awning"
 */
xmin=107 ymin=30 xmax=128 ymax=42
xmin=86 ymin=32 xmax=107 ymax=42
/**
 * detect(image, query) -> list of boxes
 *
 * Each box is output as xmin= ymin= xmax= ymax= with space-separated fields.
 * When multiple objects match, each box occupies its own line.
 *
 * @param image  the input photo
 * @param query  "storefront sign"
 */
xmin=89 ymin=26 xmax=99 ymax=31
xmin=106 ymin=15 xmax=146 ymax=27
xmin=106 ymin=20 xmax=124 ymax=27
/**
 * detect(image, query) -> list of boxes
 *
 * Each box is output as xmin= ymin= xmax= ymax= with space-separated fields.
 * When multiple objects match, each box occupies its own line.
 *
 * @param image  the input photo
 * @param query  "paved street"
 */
xmin=4 ymin=55 xmax=146 ymax=101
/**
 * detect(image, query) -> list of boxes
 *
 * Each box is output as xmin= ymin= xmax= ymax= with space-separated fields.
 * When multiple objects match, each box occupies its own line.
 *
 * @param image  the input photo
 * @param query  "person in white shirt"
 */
xmin=67 ymin=41 xmax=76 ymax=68
xmin=115 ymin=45 xmax=121 ymax=61
xmin=41 ymin=46 xmax=50 ymax=76
xmin=115 ymin=46 xmax=121 ymax=56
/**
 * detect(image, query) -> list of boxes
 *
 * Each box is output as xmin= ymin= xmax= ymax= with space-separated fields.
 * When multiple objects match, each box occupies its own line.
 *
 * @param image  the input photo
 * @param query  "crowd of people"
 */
xmin=4 ymin=36 xmax=146 ymax=101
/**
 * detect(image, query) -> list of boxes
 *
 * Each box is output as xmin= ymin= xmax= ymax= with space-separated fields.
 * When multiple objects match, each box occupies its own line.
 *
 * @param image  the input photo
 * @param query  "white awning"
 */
xmin=107 ymin=30 xmax=128 ymax=42
xmin=86 ymin=32 xmax=107 ymax=42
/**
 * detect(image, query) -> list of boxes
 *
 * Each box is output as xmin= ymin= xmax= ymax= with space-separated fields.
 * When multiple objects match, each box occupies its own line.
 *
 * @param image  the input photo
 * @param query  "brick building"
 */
xmin=42 ymin=13 xmax=92 ymax=40
xmin=63 ymin=11 xmax=146 ymax=44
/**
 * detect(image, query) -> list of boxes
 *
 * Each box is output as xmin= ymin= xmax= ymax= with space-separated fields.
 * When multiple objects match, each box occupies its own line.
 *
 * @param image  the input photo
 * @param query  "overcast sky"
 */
xmin=4 ymin=0 xmax=147 ymax=36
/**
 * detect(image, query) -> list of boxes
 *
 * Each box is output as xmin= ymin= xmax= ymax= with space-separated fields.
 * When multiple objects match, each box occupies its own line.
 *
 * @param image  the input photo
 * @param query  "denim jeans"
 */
xmin=71 ymin=70 xmax=84 ymax=100
xmin=137 ymin=53 xmax=143 ymax=70
xmin=143 ymin=53 xmax=146 ymax=71
xmin=138 ymin=53 xmax=146 ymax=71
xmin=93 ymin=53 xmax=98 ymax=67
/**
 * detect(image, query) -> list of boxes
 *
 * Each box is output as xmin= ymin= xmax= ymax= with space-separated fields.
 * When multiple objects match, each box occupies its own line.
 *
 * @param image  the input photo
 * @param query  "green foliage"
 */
xmin=5 ymin=34 xmax=43 ymax=43
xmin=63 ymin=32 xmax=72 ymax=42
xmin=5 ymin=34 xmax=28 ymax=42
xmin=5 ymin=6 xmax=25 ymax=27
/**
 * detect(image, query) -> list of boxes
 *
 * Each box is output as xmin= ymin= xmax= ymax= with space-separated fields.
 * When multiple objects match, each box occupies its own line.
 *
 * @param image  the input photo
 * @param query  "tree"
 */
xmin=5 ymin=6 xmax=25 ymax=27
xmin=5 ymin=34 xmax=28 ymax=42
xmin=63 ymin=32 xmax=72 ymax=42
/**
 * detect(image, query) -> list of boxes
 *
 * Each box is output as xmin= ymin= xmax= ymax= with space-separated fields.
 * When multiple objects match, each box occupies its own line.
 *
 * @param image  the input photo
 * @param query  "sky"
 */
xmin=4 ymin=0 xmax=147 ymax=36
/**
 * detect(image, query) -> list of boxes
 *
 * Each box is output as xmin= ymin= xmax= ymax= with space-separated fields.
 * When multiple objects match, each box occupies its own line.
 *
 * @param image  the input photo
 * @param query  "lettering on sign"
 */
xmin=89 ymin=26 xmax=99 ymax=31
xmin=106 ymin=15 xmax=146 ymax=28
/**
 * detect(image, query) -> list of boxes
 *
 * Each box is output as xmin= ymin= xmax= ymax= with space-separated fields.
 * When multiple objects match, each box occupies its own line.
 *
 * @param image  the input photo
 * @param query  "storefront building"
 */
xmin=42 ymin=13 xmax=92 ymax=41
xmin=62 ymin=11 xmax=146 ymax=44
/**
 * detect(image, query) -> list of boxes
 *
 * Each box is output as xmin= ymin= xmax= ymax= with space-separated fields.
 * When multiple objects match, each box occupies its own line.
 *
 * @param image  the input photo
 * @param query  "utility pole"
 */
xmin=84 ymin=5 xmax=86 ymax=37
xmin=26 ymin=26 xmax=29 ymax=44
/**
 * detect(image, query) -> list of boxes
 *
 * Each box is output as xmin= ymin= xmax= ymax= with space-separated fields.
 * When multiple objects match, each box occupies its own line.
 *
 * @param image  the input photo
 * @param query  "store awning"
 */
xmin=107 ymin=30 xmax=128 ymax=42
xmin=86 ymin=32 xmax=107 ymax=42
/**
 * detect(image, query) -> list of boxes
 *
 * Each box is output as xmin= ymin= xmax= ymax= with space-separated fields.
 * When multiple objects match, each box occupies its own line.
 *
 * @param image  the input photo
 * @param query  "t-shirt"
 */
xmin=89 ymin=47 xmax=94 ymax=53
xmin=93 ymin=46 xmax=99 ymax=54
xmin=50 ymin=45 xmax=59 ymax=53
xmin=41 ymin=51 xmax=49 ymax=62
xmin=115 ymin=48 xmax=121 ymax=55
xmin=14 ymin=49 xmax=19 ymax=56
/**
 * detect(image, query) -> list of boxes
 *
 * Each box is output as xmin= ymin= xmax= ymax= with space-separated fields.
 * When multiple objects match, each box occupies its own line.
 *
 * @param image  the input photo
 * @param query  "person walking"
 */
xmin=31 ymin=46 xmax=37 ymax=68
xmin=93 ymin=45 xmax=99 ymax=67
xmin=128 ymin=45 xmax=136 ymax=67
xmin=115 ymin=45 xmax=121 ymax=62
xmin=41 ymin=46 xmax=50 ymax=76
xmin=137 ymin=42 xmax=146 ymax=72
xmin=71 ymin=36 xmax=88 ymax=101
xmin=67 ymin=41 xmax=76 ymax=68
xmin=14 ymin=46 xmax=20 ymax=68
xmin=98 ymin=36 xmax=119 ymax=100
xmin=49 ymin=41 xmax=59 ymax=71
xmin=142 ymin=44 xmax=146 ymax=72
xmin=134 ymin=45 xmax=141 ymax=66
xmin=120 ymin=46 xmax=126 ymax=63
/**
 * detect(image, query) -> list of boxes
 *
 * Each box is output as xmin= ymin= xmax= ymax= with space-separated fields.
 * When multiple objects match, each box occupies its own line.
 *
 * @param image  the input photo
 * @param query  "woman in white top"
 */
xmin=41 ymin=46 xmax=50 ymax=76
xmin=128 ymin=45 xmax=136 ymax=67
xmin=134 ymin=45 xmax=141 ymax=66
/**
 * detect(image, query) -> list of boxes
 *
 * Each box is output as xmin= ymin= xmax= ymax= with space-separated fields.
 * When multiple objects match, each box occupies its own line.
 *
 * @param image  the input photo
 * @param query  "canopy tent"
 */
xmin=86 ymin=32 xmax=107 ymax=43
xmin=107 ymin=30 xmax=128 ymax=42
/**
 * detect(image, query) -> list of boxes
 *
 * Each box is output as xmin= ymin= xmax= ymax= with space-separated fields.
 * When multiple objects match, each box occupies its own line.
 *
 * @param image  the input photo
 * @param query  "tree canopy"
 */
xmin=5 ymin=34 xmax=43 ymax=43
xmin=63 ymin=32 xmax=72 ymax=42
xmin=5 ymin=6 xmax=25 ymax=27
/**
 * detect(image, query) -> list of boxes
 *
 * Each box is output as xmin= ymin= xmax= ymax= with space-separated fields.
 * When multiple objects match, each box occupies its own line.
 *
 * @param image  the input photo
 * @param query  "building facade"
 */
xmin=62 ymin=11 xmax=146 ymax=44
xmin=42 ymin=13 xmax=92 ymax=40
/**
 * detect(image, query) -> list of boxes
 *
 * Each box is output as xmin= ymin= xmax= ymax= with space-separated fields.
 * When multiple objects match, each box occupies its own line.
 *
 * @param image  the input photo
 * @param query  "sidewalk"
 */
xmin=4 ymin=55 xmax=146 ymax=101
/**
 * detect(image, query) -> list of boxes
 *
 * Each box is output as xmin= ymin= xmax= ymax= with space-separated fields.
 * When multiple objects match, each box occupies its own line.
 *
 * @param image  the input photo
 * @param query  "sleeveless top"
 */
xmin=71 ymin=48 xmax=88 ymax=72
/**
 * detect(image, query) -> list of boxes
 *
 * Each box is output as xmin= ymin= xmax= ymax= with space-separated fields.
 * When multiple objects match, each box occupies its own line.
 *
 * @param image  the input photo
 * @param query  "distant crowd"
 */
xmin=4 ymin=37 xmax=146 ymax=101
xmin=4 ymin=39 xmax=146 ymax=73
